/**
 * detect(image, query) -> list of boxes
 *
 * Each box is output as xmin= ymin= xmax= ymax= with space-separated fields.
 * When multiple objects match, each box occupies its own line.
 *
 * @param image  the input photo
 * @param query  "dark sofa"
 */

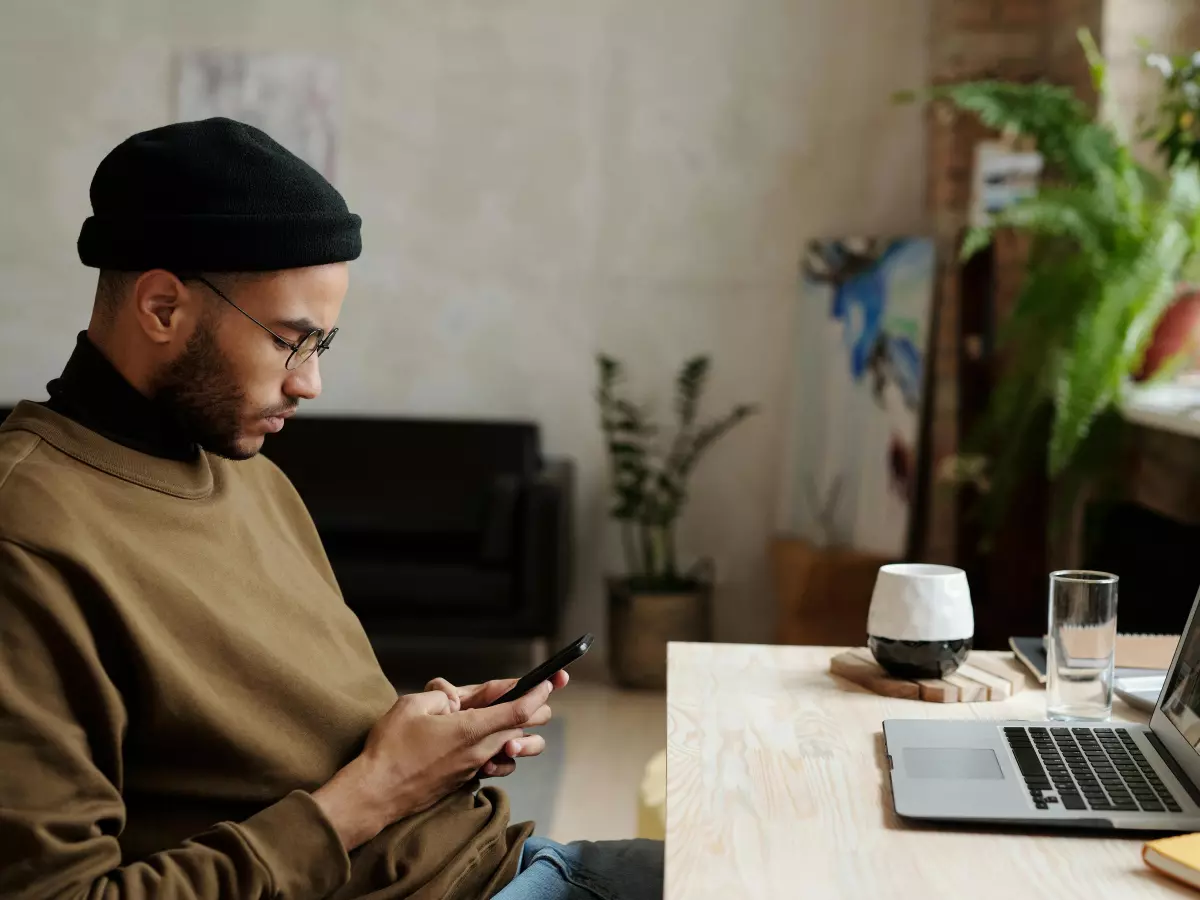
xmin=0 ymin=405 xmax=573 ymax=644
xmin=260 ymin=415 xmax=573 ymax=642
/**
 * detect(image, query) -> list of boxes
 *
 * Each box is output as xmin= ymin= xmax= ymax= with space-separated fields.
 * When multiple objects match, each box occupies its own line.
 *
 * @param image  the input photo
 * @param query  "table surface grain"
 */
xmin=665 ymin=642 xmax=1192 ymax=900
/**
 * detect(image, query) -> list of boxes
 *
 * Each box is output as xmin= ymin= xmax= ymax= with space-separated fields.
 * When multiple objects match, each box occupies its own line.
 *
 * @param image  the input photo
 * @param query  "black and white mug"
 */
xmin=866 ymin=563 xmax=974 ymax=679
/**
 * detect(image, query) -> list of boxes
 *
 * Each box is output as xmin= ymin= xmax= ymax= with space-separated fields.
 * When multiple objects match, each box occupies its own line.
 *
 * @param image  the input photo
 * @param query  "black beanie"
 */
xmin=77 ymin=117 xmax=362 ymax=272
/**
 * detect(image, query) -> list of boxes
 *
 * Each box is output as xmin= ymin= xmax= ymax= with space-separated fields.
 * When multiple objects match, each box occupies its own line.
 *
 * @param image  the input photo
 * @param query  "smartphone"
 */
xmin=487 ymin=633 xmax=593 ymax=707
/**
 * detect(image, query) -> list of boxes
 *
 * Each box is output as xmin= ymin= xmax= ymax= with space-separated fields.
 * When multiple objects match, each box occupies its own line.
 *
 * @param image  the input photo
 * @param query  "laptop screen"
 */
xmin=1161 ymin=623 xmax=1200 ymax=747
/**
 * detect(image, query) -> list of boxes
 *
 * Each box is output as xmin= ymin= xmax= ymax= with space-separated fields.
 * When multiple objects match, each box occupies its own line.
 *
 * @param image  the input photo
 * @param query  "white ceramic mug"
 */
xmin=867 ymin=563 xmax=974 ymax=678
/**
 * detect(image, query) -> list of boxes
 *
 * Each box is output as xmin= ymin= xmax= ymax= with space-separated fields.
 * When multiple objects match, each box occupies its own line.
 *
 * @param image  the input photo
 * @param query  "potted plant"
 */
xmin=1143 ymin=49 xmax=1200 ymax=170
xmin=1137 ymin=49 xmax=1200 ymax=380
xmin=596 ymin=354 xmax=756 ymax=688
xmin=905 ymin=31 xmax=1200 ymax=533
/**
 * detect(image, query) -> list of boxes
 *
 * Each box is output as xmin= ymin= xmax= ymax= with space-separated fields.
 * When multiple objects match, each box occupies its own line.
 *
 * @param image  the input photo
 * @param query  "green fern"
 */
xmin=921 ymin=31 xmax=1200 ymax=531
xmin=930 ymin=81 xmax=1119 ymax=185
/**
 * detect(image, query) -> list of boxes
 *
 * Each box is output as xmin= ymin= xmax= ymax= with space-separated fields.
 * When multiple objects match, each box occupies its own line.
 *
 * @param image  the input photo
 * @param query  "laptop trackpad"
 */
xmin=903 ymin=748 xmax=1004 ymax=780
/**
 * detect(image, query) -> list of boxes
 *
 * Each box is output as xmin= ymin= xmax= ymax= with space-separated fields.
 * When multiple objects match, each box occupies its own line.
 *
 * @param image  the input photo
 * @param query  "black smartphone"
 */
xmin=487 ymin=633 xmax=593 ymax=707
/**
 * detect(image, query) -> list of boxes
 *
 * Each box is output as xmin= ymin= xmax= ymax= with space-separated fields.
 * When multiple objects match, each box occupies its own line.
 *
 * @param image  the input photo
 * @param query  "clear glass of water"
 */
xmin=1046 ymin=570 xmax=1118 ymax=721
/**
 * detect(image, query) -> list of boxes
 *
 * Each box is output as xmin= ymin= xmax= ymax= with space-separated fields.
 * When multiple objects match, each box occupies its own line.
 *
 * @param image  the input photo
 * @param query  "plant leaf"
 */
xmin=674 ymin=356 xmax=709 ymax=428
xmin=960 ymin=227 xmax=994 ymax=261
xmin=674 ymin=405 xmax=758 ymax=479
xmin=985 ymin=190 xmax=1109 ymax=262
xmin=1049 ymin=218 xmax=1190 ymax=474
xmin=931 ymin=80 xmax=1120 ymax=185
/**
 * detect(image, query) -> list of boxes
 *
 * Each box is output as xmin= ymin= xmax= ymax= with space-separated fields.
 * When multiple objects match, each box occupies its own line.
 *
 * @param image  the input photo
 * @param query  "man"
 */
xmin=0 ymin=118 xmax=662 ymax=899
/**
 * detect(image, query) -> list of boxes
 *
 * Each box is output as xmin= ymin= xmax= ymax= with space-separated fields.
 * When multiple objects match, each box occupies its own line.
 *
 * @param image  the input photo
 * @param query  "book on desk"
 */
xmin=1009 ymin=634 xmax=1179 ymax=681
xmin=1145 ymin=832 xmax=1200 ymax=890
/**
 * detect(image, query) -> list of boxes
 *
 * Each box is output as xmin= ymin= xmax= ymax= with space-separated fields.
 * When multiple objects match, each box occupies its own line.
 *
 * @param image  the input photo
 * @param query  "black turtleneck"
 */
xmin=42 ymin=332 xmax=198 ymax=461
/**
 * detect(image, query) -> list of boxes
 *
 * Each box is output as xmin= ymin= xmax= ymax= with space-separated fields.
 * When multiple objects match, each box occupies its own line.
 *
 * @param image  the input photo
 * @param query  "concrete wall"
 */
xmin=0 ymin=0 xmax=930 ymax=662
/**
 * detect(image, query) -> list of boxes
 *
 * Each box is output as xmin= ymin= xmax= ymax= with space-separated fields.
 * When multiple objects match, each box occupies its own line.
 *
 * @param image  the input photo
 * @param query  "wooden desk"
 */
xmin=666 ymin=643 xmax=1190 ymax=900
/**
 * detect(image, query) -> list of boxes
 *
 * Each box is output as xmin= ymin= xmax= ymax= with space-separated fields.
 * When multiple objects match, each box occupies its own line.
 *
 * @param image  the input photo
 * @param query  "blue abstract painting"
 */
xmin=785 ymin=237 xmax=935 ymax=557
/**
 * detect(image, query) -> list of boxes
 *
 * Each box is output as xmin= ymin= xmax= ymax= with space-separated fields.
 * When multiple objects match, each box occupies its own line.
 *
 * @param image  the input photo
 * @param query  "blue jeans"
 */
xmin=493 ymin=836 xmax=664 ymax=900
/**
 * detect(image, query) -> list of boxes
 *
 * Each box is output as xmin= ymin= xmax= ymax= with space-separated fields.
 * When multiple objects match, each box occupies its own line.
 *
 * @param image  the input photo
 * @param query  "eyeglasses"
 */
xmin=189 ymin=275 xmax=338 ymax=371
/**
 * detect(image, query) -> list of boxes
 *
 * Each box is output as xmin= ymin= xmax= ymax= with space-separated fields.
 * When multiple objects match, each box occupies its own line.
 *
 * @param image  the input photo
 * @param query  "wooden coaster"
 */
xmin=829 ymin=648 xmax=1026 ymax=703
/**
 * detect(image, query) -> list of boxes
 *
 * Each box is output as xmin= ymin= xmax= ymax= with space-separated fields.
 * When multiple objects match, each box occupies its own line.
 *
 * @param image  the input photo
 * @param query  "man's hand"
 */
xmin=311 ymin=681 xmax=554 ymax=852
xmin=424 ymin=671 xmax=569 ymax=777
xmin=425 ymin=670 xmax=569 ymax=710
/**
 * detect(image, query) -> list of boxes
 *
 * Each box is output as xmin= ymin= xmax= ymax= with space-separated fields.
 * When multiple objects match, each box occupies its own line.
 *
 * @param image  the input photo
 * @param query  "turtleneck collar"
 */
xmin=43 ymin=332 xmax=198 ymax=462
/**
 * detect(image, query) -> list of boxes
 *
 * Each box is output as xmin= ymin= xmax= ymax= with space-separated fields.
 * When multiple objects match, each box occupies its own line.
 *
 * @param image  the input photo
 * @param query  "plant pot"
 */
xmin=866 ymin=563 xmax=975 ymax=678
xmin=770 ymin=536 xmax=893 ymax=646
xmin=1135 ymin=285 xmax=1200 ymax=381
xmin=607 ymin=576 xmax=713 ymax=689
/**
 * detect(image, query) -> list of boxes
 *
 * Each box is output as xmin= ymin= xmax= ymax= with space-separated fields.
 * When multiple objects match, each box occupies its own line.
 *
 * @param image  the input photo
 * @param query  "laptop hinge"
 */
xmin=1145 ymin=729 xmax=1200 ymax=807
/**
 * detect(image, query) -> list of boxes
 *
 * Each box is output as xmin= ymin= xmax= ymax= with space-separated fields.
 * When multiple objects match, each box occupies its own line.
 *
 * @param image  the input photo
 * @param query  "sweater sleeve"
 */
xmin=0 ymin=540 xmax=352 ymax=900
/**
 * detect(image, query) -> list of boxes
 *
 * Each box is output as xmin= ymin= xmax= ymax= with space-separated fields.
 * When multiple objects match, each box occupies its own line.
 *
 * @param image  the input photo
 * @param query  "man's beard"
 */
xmin=150 ymin=318 xmax=288 ymax=461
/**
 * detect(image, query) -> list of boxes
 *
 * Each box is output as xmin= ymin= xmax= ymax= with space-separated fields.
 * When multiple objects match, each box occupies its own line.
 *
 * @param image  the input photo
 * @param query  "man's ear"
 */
xmin=131 ymin=270 xmax=202 ymax=345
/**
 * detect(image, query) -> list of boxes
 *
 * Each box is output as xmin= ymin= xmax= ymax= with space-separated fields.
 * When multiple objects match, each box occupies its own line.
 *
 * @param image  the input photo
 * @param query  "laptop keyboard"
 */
xmin=1003 ymin=726 xmax=1182 ymax=813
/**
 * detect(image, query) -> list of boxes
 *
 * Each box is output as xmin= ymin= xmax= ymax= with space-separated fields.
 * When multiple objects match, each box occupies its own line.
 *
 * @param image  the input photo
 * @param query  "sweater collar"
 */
xmin=3 ymin=402 xmax=215 ymax=500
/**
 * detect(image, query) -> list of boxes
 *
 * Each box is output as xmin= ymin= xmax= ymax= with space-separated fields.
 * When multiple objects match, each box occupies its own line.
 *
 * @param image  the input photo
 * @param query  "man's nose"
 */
xmin=284 ymin=354 xmax=322 ymax=401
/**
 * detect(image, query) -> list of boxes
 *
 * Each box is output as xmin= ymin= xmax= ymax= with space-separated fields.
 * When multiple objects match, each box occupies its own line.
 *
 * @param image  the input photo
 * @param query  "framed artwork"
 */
xmin=785 ymin=237 xmax=936 ymax=557
xmin=175 ymin=50 xmax=340 ymax=181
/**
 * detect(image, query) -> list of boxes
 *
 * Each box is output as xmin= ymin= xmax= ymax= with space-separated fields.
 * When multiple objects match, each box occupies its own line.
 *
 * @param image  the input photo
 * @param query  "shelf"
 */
xmin=1122 ymin=377 xmax=1200 ymax=440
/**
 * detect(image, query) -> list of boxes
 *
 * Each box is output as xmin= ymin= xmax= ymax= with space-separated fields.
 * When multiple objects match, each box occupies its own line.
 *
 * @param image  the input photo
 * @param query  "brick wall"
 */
xmin=921 ymin=0 xmax=1104 ymax=563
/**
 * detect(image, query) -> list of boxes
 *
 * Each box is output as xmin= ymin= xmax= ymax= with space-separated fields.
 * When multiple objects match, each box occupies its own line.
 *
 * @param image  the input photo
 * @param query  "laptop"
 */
xmin=883 ymin=586 xmax=1200 ymax=831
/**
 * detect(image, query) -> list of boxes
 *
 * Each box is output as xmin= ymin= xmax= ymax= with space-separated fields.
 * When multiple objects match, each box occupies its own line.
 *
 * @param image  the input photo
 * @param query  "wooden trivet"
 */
xmin=829 ymin=648 xmax=1028 ymax=703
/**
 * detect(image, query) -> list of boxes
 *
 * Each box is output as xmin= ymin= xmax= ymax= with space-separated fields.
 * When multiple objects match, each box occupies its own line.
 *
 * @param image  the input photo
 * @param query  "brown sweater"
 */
xmin=0 ymin=402 xmax=530 ymax=900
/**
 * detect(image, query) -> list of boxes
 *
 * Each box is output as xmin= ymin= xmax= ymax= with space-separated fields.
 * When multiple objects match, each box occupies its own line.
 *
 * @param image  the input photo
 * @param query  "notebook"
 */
xmin=1144 ymin=833 xmax=1200 ymax=889
xmin=1009 ymin=634 xmax=1179 ymax=683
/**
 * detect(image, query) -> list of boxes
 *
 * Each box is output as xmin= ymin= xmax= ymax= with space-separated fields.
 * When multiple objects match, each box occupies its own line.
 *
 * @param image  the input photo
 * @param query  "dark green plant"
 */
xmin=596 ymin=354 xmax=756 ymax=588
xmin=1144 ymin=50 xmax=1200 ymax=169
xmin=903 ymin=30 xmax=1200 ymax=532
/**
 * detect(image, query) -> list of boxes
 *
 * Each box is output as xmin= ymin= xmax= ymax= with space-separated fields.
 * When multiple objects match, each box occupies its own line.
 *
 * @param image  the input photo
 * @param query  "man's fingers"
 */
xmin=508 ymin=680 xmax=554 ymax=723
xmin=459 ymin=678 xmax=519 ymax=710
xmin=523 ymin=703 xmax=552 ymax=728
xmin=478 ymin=735 xmax=546 ymax=779
xmin=409 ymin=689 xmax=455 ymax=716
xmin=463 ymin=671 xmax=567 ymax=711
xmin=424 ymin=678 xmax=462 ymax=711
xmin=479 ymin=733 xmax=548 ymax=777
xmin=480 ymin=730 xmax=547 ymax=775
xmin=505 ymin=733 xmax=546 ymax=759
xmin=468 ymin=709 xmax=548 ymax=763
xmin=481 ymin=757 xmax=516 ymax=778
xmin=470 ymin=727 xmax=527 ymax=765
xmin=466 ymin=680 xmax=553 ymax=737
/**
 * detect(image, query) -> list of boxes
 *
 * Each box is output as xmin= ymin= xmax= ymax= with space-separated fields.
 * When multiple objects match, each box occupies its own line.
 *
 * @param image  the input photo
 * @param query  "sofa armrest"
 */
xmin=514 ymin=458 xmax=574 ymax=636
xmin=478 ymin=474 xmax=522 ymax=564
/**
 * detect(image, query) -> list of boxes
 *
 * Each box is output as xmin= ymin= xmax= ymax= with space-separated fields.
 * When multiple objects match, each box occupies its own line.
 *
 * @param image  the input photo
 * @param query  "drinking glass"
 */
xmin=1046 ymin=570 xmax=1119 ymax=721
